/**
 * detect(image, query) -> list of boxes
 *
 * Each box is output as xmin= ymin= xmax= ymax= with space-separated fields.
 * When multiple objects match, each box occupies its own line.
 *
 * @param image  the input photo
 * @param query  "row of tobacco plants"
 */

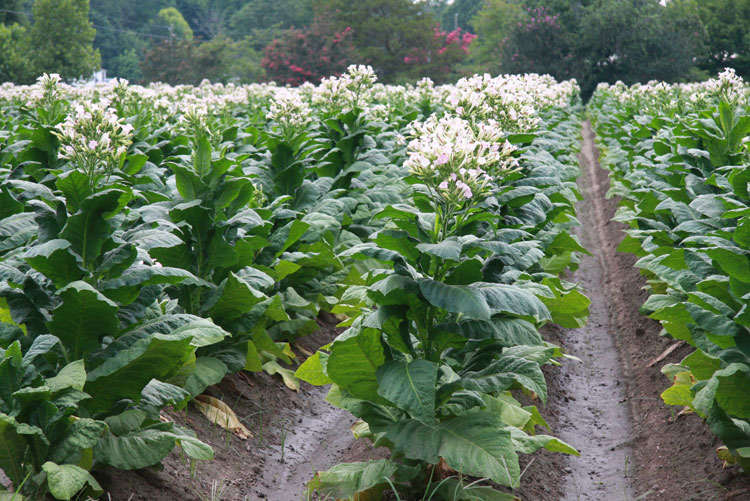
xmin=0 ymin=68 xmax=586 ymax=500
xmin=590 ymin=69 xmax=750 ymax=472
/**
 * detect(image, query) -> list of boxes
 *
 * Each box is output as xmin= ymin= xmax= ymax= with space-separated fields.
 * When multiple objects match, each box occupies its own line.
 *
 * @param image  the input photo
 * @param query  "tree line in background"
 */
xmin=0 ymin=0 xmax=749 ymax=95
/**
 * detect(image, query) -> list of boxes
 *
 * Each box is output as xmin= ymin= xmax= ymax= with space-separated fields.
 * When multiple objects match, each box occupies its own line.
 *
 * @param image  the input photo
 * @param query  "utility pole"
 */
xmin=454 ymin=12 xmax=458 ymax=30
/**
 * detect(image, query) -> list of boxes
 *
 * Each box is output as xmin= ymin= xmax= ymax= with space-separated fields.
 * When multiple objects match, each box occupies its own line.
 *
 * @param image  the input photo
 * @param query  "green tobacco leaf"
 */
xmin=307 ymin=459 xmax=399 ymax=498
xmin=49 ymin=418 xmax=106 ymax=465
xmin=272 ymin=260 xmax=301 ymax=281
xmin=99 ymin=266 xmax=205 ymax=305
xmin=23 ymin=334 xmax=60 ymax=363
xmin=194 ymin=135 xmax=212 ymax=178
xmin=461 ymin=355 xmax=547 ymax=402
xmin=386 ymin=412 xmax=519 ymax=487
xmin=0 ymin=185 xmax=23 ymax=219
xmin=140 ymin=380 xmax=191 ymax=411
xmin=376 ymin=360 xmax=437 ymax=424
xmin=295 ymin=351 xmax=333 ymax=386
xmin=540 ymin=288 xmax=591 ymax=328
xmin=482 ymin=394 xmax=532 ymax=429
xmin=443 ymin=318 xmax=543 ymax=346
xmin=85 ymin=333 xmax=195 ymax=413
xmin=437 ymin=478 xmax=519 ymax=501
xmin=171 ymin=319 xmax=229 ymax=348
xmin=46 ymin=360 xmax=86 ymax=393
xmin=326 ymin=328 xmax=387 ymax=403
xmin=275 ymin=219 xmax=310 ymax=258
xmin=42 ymin=462 xmax=102 ymax=500
xmin=99 ymin=244 xmax=138 ymax=279
xmin=416 ymin=239 xmax=464 ymax=261
xmin=94 ymin=426 xmax=180 ymax=470
xmin=47 ymin=281 xmax=119 ymax=360
xmin=23 ymin=239 xmax=84 ymax=288
xmin=60 ymin=189 xmax=130 ymax=267
xmin=105 ymin=409 xmax=146 ymax=435
xmin=736 ymin=217 xmax=750 ymax=248
xmin=476 ymin=283 xmax=551 ymax=323
xmin=694 ymin=363 xmax=750 ymax=418
xmin=177 ymin=435 xmax=213 ymax=461
xmin=252 ymin=329 xmax=292 ymax=363
xmin=204 ymin=273 xmax=266 ymax=325
xmin=509 ymin=428 xmax=578 ymax=455
xmin=374 ymin=230 xmax=420 ymax=262
xmin=706 ymin=248 xmax=750 ymax=283
xmin=547 ymin=231 xmax=590 ymax=255
xmin=0 ymin=413 xmax=30 ymax=485
xmin=418 ymin=279 xmax=491 ymax=320
xmin=184 ymin=356 xmax=228 ymax=397
xmin=682 ymin=350 xmax=721 ymax=380
xmin=55 ymin=170 xmax=92 ymax=213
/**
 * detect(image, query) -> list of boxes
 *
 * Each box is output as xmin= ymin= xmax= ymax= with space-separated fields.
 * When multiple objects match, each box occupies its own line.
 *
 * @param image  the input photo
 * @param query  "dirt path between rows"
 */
xmin=546 ymin=121 xmax=637 ymax=501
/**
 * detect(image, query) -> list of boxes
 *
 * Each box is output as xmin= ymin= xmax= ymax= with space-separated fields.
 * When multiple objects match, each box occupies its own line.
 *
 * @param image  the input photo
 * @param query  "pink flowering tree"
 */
xmin=402 ymin=24 xmax=477 ymax=83
xmin=262 ymin=16 xmax=355 ymax=86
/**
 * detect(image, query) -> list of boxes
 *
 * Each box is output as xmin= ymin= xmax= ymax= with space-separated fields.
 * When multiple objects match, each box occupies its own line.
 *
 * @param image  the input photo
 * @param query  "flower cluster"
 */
xmin=405 ymin=115 xmax=518 ymax=205
xmin=443 ymin=74 xmax=577 ymax=132
xmin=705 ymin=67 xmax=746 ymax=104
xmin=178 ymin=105 xmax=222 ymax=147
xmin=267 ymin=88 xmax=314 ymax=139
xmin=38 ymin=73 xmax=62 ymax=106
xmin=593 ymin=69 xmax=749 ymax=115
xmin=54 ymin=102 xmax=133 ymax=186
xmin=314 ymin=64 xmax=378 ymax=112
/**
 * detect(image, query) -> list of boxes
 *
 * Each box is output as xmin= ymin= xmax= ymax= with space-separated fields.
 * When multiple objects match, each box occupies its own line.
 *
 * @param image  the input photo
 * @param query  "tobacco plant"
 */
xmin=298 ymin=111 xmax=585 ymax=499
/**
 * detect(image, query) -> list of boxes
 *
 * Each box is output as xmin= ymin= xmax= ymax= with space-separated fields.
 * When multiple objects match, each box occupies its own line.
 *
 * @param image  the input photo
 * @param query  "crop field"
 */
xmin=0 ymin=67 xmax=749 ymax=501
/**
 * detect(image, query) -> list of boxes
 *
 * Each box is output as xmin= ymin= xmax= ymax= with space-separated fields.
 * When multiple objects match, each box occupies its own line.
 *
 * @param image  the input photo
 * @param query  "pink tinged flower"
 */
xmin=450 ymin=173 xmax=457 ymax=181
xmin=65 ymin=145 xmax=74 ymax=155
xmin=456 ymin=181 xmax=472 ymax=199
xmin=436 ymin=153 xmax=449 ymax=165
xmin=438 ymin=181 xmax=449 ymax=190
xmin=88 ymin=140 xmax=98 ymax=150
xmin=456 ymin=106 xmax=464 ymax=114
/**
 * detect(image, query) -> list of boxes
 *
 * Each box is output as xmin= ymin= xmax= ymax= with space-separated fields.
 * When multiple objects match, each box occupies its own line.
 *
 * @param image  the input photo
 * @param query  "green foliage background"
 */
xmin=1 ymin=0 xmax=750 ymax=100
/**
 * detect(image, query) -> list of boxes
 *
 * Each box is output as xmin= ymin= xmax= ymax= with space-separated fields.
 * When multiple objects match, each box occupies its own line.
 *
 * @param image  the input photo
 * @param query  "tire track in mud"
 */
xmin=554 ymin=121 xmax=636 ymax=500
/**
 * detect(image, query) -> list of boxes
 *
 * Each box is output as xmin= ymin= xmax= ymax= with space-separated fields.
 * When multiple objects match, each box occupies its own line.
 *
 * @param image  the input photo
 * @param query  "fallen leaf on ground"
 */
xmin=194 ymin=395 xmax=252 ymax=439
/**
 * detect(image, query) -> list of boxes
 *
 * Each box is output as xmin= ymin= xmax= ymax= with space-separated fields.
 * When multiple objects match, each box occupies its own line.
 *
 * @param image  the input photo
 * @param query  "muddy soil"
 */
xmin=551 ymin=123 xmax=636 ymax=500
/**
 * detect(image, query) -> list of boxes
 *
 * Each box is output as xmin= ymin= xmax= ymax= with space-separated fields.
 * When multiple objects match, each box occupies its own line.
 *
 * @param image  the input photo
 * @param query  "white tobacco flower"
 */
xmin=405 ymin=114 xmax=515 ymax=206
xmin=268 ymin=88 xmax=313 ymax=137
xmin=54 ymin=101 xmax=133 ymax=185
